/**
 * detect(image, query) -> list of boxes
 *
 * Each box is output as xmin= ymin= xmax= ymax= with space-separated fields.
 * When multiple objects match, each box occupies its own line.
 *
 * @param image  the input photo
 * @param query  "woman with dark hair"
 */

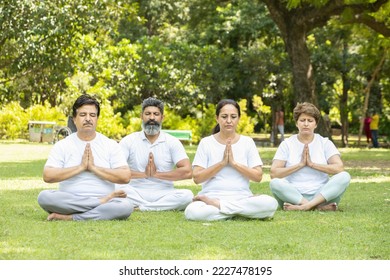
xmin=270 ymin=102 xmax=350 ymax=211
xmin=184 ymin=99 xmax=278 ymax=221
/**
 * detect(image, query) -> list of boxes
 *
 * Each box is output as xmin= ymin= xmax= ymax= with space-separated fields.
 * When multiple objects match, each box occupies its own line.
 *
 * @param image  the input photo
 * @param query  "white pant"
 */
xmin=184 ymin=195 xmax=278 ymax=221
xmin=123 ymin=187 xmax=194 ymax=211
xmin=37 ymin=190 xmax=133 ymax=221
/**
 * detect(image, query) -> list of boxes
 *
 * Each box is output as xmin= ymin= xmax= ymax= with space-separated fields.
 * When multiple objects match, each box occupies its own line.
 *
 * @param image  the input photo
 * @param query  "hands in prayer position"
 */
xmin=145 ymin=152 xmax=157 ymax=178
xmin=300 ymin=144 xmax=315 ymax=169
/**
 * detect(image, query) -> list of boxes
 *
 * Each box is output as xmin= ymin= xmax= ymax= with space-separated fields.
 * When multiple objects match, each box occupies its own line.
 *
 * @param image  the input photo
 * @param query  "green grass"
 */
xmin=0 ymin=142 xmax=389 ymax=260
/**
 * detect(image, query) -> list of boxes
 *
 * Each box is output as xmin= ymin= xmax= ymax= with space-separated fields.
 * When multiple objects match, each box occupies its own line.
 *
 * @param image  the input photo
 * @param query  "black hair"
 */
xmin=212 ymin=99 xmax=241 ymax=134
xmin=72 ymin=94 xmax=100 ymax=118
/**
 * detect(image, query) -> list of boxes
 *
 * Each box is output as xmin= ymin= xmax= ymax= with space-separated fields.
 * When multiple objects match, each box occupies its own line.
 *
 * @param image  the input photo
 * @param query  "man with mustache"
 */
xmin=37 ymin=94 xmax=133 ymax=221
xmin=117 ymin=97 xmax=193 ymax=211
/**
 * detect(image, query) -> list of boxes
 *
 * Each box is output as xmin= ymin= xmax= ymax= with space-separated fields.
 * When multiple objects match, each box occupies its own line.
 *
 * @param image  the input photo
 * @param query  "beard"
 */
xmin=142 ymin=120 xmax=162 ymax=136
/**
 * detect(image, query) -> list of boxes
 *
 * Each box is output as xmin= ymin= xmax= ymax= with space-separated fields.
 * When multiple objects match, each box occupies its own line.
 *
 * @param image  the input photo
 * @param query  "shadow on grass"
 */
xmin=0 ymin=160 xmax=45 ymax=179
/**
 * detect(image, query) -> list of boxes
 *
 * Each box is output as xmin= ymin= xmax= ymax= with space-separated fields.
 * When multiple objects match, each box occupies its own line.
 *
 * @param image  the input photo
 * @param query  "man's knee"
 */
xmin=180 ymin=189 xmax=194 ymax=204
xmin=37 ymin=190 xmax=53 ymax=207
xmin=108 ymin=198 xmax=134 ymax=220
xmin=184 ymin=201 xmax=206 ymax=220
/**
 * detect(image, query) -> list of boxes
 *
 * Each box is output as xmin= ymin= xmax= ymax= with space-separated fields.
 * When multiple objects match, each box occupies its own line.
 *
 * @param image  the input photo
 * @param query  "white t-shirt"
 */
xmin=119 ymin=131 xmax=189 ymax=190
xmin=273 ymin=134 xmax=340 ymax=194
xmin=45 ymin=132 xmax=127 ymax=197
xmin=193 ymin=135 xmax=262 ymax=197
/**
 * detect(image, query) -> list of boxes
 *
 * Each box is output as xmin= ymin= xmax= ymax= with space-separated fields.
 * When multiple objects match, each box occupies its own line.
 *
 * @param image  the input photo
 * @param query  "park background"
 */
xmin=0 ymin=0 xmax=389 ymax=146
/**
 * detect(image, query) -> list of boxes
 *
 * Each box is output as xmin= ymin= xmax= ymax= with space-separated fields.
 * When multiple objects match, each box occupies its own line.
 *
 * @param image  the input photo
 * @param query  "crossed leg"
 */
xmin=47 ymin=190 xmax=127 ymax=221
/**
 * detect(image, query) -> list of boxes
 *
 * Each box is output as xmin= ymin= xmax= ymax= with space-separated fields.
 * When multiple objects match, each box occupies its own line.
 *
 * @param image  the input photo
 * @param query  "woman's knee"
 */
xmin=270 ymin=178 xmax=284 ymax=193
xmin=340 ymin=171 xmax=351 ymax=184
xmin=333 ymin=171 xmax=351 ymax=186
xmin=254 ymin=195 xmax=279 ymax=213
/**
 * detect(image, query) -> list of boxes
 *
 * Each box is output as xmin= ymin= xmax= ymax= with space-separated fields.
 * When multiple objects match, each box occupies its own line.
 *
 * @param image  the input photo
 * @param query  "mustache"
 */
xmin=146 ymin=120 xmax=160 ymax=126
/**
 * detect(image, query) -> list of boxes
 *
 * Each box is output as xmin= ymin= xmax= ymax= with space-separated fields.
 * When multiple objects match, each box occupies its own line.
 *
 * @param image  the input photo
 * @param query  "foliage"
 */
xmin=0 ymin=0 xmax=389 ymax=141
xmin=0 ymin=100 xmax=127 ymax=141
xmin=252 ymin=95 xmax=272 ymax=132
xmin=0 ymin=102 xmax=28 ymax=139
xmin=0 ymin=102 xmax=66 ymax=140
xmin=0 ymin=0 xmax=111 ymax=106
xmin=122 ymin=98 xmax=256 ymax=144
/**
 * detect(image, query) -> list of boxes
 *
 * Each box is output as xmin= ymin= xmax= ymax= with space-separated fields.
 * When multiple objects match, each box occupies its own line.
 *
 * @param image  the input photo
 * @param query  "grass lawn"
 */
xmin=0 ymin=141 xmax=389 ymax=260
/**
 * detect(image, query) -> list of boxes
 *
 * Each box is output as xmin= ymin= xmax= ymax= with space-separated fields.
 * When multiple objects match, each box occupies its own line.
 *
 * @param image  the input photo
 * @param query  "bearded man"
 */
xmin=117 ymin=97 xmax=193 ymax=211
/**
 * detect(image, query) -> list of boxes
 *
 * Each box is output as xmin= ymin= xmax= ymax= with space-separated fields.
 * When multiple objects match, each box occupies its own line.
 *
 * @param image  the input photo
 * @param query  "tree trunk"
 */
xmin=282 ymin=24 xmax=330 ymax=137
xmin=285 ymin=29 xmax=316 ymax=105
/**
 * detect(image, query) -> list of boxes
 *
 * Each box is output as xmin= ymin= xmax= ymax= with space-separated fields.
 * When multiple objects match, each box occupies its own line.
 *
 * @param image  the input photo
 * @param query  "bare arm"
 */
xmin=133 ymin=152 xmax=192 ymax=181
xmin=152 ymin=158 xmax=192 ymax=181
xmin=231 ymin=163 xmax=263 ymax=182
xmin=86 ymin=144 xmax=131 ymax=184
xmin=43 ymin=143 xmax=90 ymax=183
xmin=308 ymin=154 xmax=344 ymax=175
xmin=270 ymin=144 xmax=344 ymax=178
xmin=193 ymin=139 xmax=262 ymax=184
xmin=43 ymin=165 xmax=85 ymax=183
xmin=89 ymin=165 xmax=131 ymax=184
xmin=227 ymin=143 xmax=263 ymax=182
xmin=270 ymin=159 xmax=303 ymax=179
xmin=43 ymin=143 xmax=131 ymax=184
xmin=192 ymin=163 xmax=225 ymax=185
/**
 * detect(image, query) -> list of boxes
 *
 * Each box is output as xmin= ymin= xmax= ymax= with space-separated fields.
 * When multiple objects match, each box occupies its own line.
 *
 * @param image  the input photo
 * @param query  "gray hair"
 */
xmin=141 ymin=97 xmax=164 ymax=114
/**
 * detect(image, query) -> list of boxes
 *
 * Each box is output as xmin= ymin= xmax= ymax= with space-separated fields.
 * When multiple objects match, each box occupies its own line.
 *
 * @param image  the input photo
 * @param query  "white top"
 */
xmin=273 ymin=133 xmax=340 ymax=194
xmin=119 ymin=131 xmax=189 ymax=190
xmin=45 ymin=132 xmax=127 ymax=197
xmin=193 ymin=135 xmax=262 ymax=197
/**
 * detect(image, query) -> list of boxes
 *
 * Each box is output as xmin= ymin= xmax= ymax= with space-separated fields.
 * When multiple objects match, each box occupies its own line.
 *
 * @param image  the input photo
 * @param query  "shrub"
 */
xmin=0 ymin=102 xmax=28 ymax=139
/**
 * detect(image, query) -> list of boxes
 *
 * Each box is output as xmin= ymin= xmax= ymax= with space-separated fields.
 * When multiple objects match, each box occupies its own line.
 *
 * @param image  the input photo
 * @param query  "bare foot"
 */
xmin=316 ymin=202 xmax=338 ymax=211
xmin=100 ymin=190 xmax=127 ymax=204
xmin=283 ymin=202 xmax=306 ymax=211
xmin=193 ymin=195 xmax=220 ymax=209
xmin=47 ymin=213 xmax=73 ymax=221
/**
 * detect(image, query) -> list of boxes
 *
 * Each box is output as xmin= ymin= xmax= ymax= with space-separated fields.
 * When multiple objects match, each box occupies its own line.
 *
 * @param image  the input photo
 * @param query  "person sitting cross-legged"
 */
xmin=37 ymin=94 xmax=133 ymax=221
xmin=184 ymin=99 xmax=278 ymax=221
xmin=269 ymin=102 xmax=351 ymax=211
xmin=117 ymin=97 xmax=193 ymax=211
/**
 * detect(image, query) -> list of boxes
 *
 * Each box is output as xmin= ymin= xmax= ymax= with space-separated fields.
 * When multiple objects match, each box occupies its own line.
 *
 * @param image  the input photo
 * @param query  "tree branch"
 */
xmin=349 ymin=13 xmax=390 ymax=37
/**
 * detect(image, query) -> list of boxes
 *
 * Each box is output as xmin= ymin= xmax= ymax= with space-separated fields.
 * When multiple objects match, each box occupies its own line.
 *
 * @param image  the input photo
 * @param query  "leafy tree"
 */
xmin=0 ymin=0 xmax=111 ymax=106
xmin=261 ymin=0 xmax=389 ymax=136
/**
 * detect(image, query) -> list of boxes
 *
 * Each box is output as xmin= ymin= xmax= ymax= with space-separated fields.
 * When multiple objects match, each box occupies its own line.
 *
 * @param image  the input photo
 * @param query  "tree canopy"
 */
xmin=1 ymin=0 xmax=389 ymax=143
